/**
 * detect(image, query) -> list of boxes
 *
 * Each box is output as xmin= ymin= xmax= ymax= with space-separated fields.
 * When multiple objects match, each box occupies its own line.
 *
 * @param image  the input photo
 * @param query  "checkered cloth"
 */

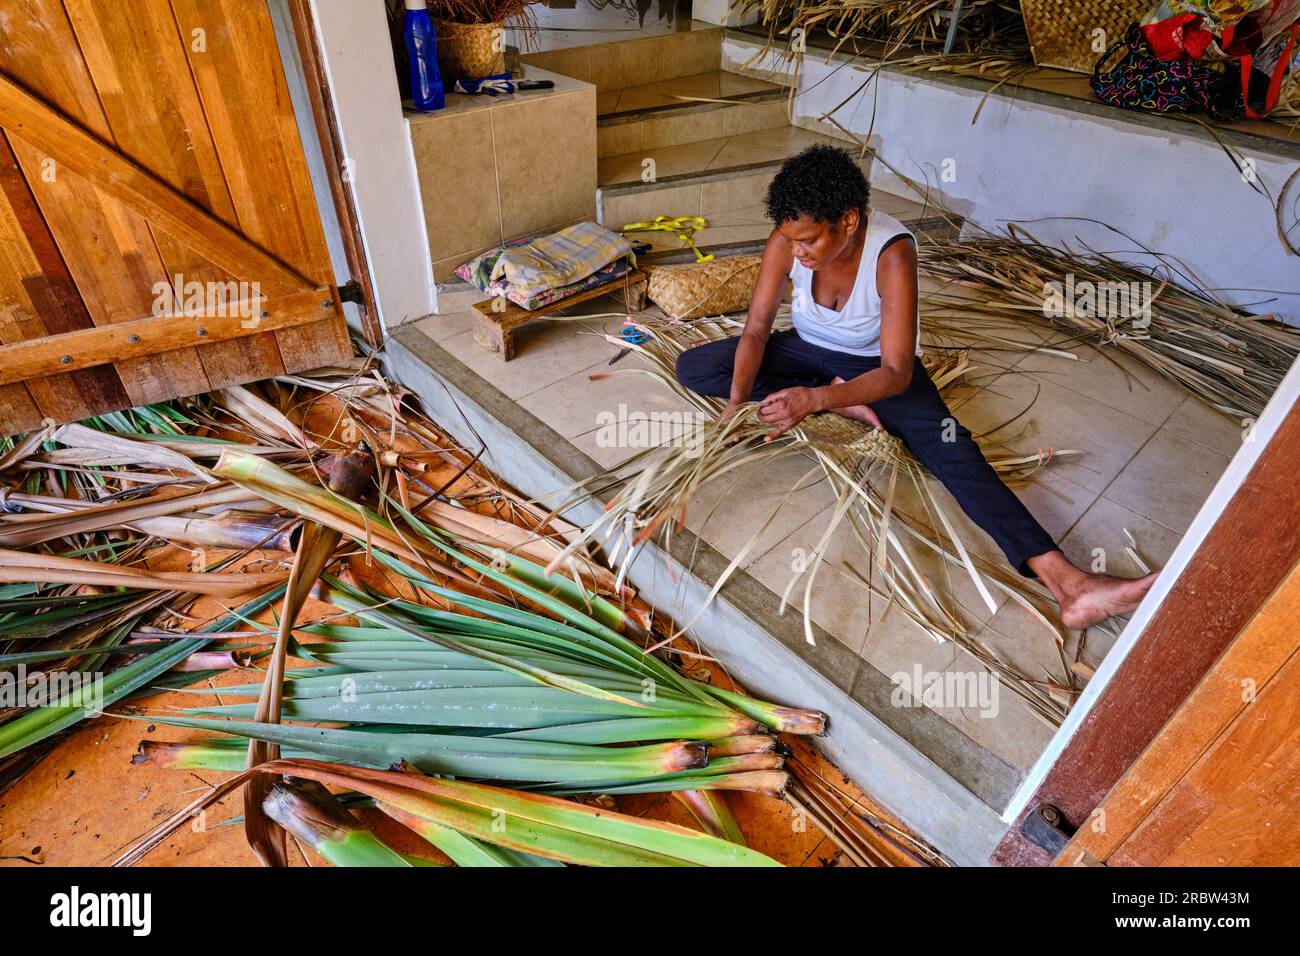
xmin=489 ymin=221 xmax=635 ymax=302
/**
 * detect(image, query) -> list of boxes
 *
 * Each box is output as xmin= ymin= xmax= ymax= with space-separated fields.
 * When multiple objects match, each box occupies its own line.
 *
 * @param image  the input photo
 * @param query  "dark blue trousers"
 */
xmin=674 ymin=329 xmax=1058 ymax=576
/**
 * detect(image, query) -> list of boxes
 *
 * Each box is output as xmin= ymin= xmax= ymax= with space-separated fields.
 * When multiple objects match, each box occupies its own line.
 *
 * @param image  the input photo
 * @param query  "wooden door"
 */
xmin=0 ymin=0 xmax=351 ymax=436
xmin=1055 ymin=561 xmax=1300 ymax=866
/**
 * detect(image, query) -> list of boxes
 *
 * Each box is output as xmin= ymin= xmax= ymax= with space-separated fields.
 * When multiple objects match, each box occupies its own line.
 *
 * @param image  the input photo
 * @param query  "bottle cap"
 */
xmin=405 ymin=0 xmax=427 ymax=10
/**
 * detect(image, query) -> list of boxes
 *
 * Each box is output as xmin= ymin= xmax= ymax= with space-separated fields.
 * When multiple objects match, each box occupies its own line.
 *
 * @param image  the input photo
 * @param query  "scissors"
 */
xmin=609 ymin=323 xmax=650 ymax=365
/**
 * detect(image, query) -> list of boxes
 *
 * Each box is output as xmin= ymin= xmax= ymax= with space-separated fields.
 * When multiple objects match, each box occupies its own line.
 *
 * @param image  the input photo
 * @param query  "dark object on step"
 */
xmin=453 ymin=73 xmax=555 ymax=96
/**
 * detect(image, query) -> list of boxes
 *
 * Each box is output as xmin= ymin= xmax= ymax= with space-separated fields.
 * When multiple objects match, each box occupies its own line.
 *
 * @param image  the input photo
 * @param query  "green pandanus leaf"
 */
xmin=674 ymin=790 xmax=747 ymax=845
xmin=261 ymin=779 xmax=415 ymax=867
xmin=0 ymin=586 xmax=285 ymax=759
xmin=182 ymin=686 xmax=731 ymax=729
xmin=115 ymin=758 xmax=783 ymax=867
xmin=384 ymin=493 xmax=638 ymax=636
xmin=390 ymin=816 xmax=562 ymax=867
xmin=326 ymin=584 xmax=652 ymax=711
xmin=136 ymin=715 xmax=709 ymax=786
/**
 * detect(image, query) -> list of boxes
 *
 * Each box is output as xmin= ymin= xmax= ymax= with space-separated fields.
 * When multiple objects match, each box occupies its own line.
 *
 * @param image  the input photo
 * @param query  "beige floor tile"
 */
xmin=683 ymin=451 xmax=838 ymax=569
xmin=723 ymin=100 xmax=789 ymax=137
xmin=438 ymin=314 xmax=623 ymax=400
xmin=1014 ymin=343 xmax=1188 ymax=427
xmin=516 ymin=351 xmax=701 ymax=445
xmin=747 ymin=531 xmax=877 ymax=655
xmin=590 ymin=37 xmax=667 ymax=91
xmin=1102 ymin=428 xmax=1230 ymax=534
xmin=414 ymin=306 xmax=479 ymax=343
xmin=700 ymin=174 xmax=775 ymax=214
xmin=660 ymin=27 xmax=722 ymax=80
xmin=1059 ymin=494 xmax=1186 ymax=578
xmin=492 ymin=91 xmax=598 ymax=238
xmin=949 ymin=371 xmax=1160 ymax=496
xmin=599 ymin=138 xmax=727 ymax=184
xmin=861 ymin=603 xmax=1059 ymax=775
xmin=597 ymin=122 xmax=643 ymax=159
xmin=708 ymin=126 xmax=831 ymax=168
xmin=600 ymin=183 xmax=702 ymax=233
xmin=1055 ymin=493 xmax=1187 ymax=669
xmin=1160 ymin=393 xmax=1249 ymax=458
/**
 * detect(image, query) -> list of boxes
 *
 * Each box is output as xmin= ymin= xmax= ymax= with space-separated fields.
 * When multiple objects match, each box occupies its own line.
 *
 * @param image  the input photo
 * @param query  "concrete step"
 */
xmin=597 ymin=70 xmax=790 ymax=158
xmin=597 ymin=126 xmax=958 ymax=256
xmin=598 ymin=127 xmax=868 ymax=250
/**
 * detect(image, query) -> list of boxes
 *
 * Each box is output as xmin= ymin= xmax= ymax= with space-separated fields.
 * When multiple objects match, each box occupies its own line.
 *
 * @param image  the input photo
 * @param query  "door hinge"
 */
xmin=1019 ymin=804 xmax=1076 ymax=860
xmin=337 ymin=280 xmax=366 ymax=312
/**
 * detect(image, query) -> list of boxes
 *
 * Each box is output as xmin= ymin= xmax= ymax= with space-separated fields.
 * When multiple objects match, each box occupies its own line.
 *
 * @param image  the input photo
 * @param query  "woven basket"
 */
xmin=647 ymin=255 xmax=762 ymax=321
xmin=1019 ymin=0 xmax=1150 ymax=73
xmin=435 ymin=20 xmax=506 ymax=84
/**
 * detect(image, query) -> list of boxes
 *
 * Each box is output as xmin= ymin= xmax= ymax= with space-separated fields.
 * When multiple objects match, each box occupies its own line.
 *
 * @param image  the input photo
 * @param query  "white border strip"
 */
xmin=1002 ymin=357 xmax=1300 ymax=823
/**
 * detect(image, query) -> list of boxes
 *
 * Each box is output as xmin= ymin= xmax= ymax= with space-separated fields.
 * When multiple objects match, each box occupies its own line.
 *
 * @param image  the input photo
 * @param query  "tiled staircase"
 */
xmin=517 ymin=30 xmax=961 ymax=264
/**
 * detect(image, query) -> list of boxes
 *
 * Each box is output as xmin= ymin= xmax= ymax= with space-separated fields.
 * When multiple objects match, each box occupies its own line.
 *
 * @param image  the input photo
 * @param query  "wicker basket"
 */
xmin=435 ymin=20 xmax=506 ymax=84
xmin=1019 ymin=1 xmax=1150 ymax=73
xmin=647 ymin=255 xmax=762 ymax=321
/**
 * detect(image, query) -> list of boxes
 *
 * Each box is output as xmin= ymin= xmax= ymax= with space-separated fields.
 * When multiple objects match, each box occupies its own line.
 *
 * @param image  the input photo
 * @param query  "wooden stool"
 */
xmin=471 ymin=268 xmax=649 ymax=361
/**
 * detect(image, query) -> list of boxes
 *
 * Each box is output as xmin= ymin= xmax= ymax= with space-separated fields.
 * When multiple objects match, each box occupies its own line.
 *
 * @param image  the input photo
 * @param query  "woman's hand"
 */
xmin=758 ymin=386 xmax=824 ymax=441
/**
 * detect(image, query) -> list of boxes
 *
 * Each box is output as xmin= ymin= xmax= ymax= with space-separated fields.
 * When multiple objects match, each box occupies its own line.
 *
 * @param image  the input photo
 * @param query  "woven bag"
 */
xmin=434 ymin=20 xmax=506 ymax=83
xmin=646 ymin=255 xmax=761 ymax=320
xmin=1020 ymin=0 xmax=1151 ymax=72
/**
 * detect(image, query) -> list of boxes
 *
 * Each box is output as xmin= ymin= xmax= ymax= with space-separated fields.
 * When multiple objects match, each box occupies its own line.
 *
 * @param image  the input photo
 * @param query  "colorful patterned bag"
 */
xmin=1091 ymin=25 xmax=1244 ymax=117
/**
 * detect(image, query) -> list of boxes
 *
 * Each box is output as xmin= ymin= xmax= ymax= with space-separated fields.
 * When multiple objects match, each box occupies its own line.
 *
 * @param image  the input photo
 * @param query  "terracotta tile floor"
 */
xmin=411 ymin=284 xmax=1242 ymax=775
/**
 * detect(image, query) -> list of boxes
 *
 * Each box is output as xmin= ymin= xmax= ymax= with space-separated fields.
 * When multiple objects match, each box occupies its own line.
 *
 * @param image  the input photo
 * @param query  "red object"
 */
xmin=1143 ymin=13 xmax=1214 ymax=59
xmin=1241 ymin=22 xmax=1300 ymax=118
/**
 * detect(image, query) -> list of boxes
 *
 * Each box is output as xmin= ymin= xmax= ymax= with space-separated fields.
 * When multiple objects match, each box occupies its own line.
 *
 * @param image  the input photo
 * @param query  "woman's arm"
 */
xmin=812 ymin=235 xmax=918 ymax=408
xmin=721 ymin=229 xmax=792 ymax=418
xmin=758 ymin=236 xmax=918 ymax=438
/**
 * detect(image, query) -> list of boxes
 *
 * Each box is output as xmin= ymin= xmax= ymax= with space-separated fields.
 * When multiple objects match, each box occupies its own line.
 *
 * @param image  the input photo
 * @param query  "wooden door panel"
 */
xmin=61 ymin=0 xmax=289 ymax=389
xmin=171 ymin=0 xmax=350 ymax=372
xmin=0 ymin=0 xmax=351 ymax=435
xmin=1 ymin=0 xmax=213 ymax=408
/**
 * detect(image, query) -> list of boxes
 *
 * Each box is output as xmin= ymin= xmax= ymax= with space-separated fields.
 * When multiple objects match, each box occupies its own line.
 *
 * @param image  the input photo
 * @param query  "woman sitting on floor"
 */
xmin=674 ymin=145 xmax=1156 ymax=629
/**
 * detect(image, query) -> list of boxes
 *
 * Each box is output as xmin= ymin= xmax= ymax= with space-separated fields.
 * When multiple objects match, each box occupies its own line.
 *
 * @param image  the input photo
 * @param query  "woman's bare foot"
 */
xmin=827 ymin=376 xmax=883 ymax=429
xmin=1027 ymin=550 xmax=1159 ymax=629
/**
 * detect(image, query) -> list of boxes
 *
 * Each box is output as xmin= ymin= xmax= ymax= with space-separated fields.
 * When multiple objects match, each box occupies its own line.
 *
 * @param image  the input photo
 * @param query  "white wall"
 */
xmin=307 ymin=0 xmax=437 ymax=333
xmin=693 ymin=0 xmax=759 ymax=28
xmin=726 ymin=36 xmax=1300 ymax=325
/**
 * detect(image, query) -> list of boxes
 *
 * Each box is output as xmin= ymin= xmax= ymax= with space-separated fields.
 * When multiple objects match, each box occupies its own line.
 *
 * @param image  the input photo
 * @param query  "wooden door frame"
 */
xmin=1052 ymin=559 xmax=1300 ymax=866
xmin=283 ymin=0 xmax=383 ymax=350
xmin=991 ymin=358 xmax=1300 ymax=865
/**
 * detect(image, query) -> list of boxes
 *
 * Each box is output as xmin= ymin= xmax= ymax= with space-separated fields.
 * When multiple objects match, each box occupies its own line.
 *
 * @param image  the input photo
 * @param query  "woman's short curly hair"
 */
xmin=764 ymin=144 xmax=870 ymax=226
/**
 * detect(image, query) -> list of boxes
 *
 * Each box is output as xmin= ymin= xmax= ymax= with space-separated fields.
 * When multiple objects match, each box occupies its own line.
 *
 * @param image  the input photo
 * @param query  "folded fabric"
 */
xmin=456 ymin=233 xmax=633 ymax=311
xmin=488 ymin=221 xmax=635 ymax=301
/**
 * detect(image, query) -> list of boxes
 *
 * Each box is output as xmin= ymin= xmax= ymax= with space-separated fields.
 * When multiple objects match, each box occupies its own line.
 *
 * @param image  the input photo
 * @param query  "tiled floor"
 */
xmin=410 ymin=285 xmax=1242 ymax=775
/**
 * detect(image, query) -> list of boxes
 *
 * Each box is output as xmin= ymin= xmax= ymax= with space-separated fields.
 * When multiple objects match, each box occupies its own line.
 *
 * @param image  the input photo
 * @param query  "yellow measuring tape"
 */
xmin=621 ymin=216 xmax=714 ymax=262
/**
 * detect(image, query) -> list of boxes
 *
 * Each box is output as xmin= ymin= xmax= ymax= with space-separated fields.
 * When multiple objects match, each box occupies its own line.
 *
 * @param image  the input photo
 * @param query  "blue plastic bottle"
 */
xmin=404 ymin=0 xmax=445 ymax=112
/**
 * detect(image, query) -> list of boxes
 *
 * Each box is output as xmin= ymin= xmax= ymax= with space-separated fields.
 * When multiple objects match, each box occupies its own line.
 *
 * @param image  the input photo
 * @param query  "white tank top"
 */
xmin=788 ymin=209 xmax=920 ymax=357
